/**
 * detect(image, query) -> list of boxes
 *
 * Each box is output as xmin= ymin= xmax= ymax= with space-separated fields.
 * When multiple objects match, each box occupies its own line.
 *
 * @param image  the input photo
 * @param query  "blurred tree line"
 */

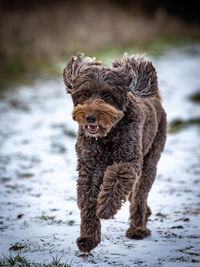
xmin=1 ymin=0 xmax=199 ymax=22
xmin=0 ymin=0 xmax=199 ymax=87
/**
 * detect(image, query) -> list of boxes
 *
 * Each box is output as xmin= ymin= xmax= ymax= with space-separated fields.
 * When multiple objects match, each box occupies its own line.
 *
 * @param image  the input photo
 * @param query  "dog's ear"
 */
xmin=63 ymin=52 xmax=85 ymax=94
xmin=112 ymin=53 xmax=158 ymax=98
xmin=63 ymin=52 xmax=101 ymax=94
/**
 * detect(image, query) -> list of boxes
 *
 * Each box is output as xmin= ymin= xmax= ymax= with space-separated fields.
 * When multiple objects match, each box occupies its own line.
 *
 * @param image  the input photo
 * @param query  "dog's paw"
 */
xmin=76 ymin=237 xmax=99 ymax=252
xmin=126 ymin=227 xmax=151 ymax=239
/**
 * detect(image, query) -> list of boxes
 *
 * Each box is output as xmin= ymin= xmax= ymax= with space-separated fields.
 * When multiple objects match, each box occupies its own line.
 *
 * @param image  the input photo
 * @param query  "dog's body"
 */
xmin=63 ymin=53 xmax=166 ymax=252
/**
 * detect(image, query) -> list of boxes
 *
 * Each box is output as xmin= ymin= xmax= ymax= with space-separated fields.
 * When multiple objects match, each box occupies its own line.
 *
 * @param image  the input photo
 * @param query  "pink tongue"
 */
xmin=89 ymin=125 xmax=97 ymax=130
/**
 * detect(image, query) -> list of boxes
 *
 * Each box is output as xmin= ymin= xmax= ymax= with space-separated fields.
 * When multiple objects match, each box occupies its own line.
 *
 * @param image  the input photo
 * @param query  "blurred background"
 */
xmin=0 ymin=1 xmax=200 ymax=266
xmin=0 ymin=0 xmax=200 ymax=87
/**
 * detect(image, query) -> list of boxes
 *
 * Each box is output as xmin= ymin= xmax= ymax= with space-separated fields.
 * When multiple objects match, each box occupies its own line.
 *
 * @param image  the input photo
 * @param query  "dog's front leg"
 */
xmin=76 ymin=174 xmax=101 ymax=252
xmin=96 ymin=161 xmax=137 ymax=219
xmin=96 ymin=123 xmax=143 ymax=220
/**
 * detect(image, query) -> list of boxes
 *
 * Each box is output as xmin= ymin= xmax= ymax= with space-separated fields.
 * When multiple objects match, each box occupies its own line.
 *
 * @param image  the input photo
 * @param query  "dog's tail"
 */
xmin=96 ymin=162 xmax=136 ymax=219
xmin=112 ymin=53 xmax=162 ymax=101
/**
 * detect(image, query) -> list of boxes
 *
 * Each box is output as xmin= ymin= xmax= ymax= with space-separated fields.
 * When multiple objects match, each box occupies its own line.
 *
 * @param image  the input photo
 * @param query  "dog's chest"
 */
xmin=77 ymin=137 xmax=119 ymax=166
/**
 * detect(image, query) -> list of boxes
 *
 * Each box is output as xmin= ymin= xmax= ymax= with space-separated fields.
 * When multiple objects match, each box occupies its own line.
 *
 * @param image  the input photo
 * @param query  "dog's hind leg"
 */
xmin=126 ymin=112 xmax=166 ymax=239
xmin=96 ymin=162 xmax=137 ymax=219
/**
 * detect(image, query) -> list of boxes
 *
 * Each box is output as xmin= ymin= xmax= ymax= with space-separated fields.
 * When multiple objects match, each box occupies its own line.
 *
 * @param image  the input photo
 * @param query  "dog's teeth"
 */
xmin=87 ymin=124 xmax=99 ymax=134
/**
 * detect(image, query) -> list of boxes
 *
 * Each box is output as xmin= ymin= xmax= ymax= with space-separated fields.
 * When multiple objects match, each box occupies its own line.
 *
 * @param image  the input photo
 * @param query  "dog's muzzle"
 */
xmin=72 ymin=99 xmax=123 ymax=137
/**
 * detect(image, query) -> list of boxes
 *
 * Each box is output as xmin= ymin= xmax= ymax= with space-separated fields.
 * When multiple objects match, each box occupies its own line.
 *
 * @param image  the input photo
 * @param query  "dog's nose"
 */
xmin=86 ymin=114 xmax=97 ymax=123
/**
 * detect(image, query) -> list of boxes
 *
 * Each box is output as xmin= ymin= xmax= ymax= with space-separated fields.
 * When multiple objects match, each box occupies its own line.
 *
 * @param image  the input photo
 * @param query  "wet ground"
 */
xmin=0 ymin=44 xmax=200 ymax=266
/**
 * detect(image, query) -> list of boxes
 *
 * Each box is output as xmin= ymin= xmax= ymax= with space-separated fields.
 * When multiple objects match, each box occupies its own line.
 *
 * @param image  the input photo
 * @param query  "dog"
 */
xmin=63 ymin=52 xmax=167 ymax=252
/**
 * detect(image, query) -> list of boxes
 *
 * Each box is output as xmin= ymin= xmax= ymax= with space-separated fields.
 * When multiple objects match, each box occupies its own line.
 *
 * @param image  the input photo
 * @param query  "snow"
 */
xmin=0 ymin=44 xmax=200 ymax=266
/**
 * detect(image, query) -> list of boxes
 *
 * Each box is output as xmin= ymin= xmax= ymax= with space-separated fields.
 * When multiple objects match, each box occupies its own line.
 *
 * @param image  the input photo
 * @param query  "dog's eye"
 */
xmin=103 ymin=93 xmax=111 ymax=98
xmin=83 ymin=92 xmax=89 ymax=97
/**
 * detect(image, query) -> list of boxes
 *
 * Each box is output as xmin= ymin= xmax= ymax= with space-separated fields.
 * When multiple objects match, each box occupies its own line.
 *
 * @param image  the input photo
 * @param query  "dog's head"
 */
xmin=63 ymin=52 xmax=158 ymax=138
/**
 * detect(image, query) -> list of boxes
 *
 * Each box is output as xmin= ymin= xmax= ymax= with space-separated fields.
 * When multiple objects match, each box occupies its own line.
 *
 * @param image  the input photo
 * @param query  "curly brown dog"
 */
xmin=63 ymin=52 xmax=167 ymax=252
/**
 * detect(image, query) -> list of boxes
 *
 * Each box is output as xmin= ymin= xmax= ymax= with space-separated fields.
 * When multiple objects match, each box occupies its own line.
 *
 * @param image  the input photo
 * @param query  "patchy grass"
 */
xmin=189 ymin=91 xmax=200 ymax=103
xmin=37 ymin=215 xmax=63 ymax=225
xmin=51 ymin=124 xmax=76 ymax=138
xmin=17 ymin=172 xmax=34 ymax=179
xmin=66 ymin=220 xmax=75 ymax=226
xmin=51 ymin=142 xmax=67 ymax=154
xmin=62 ymin=128 xmax=76 ymax=138
xmin=0 ymin=254 xmax=72 ymax=267
xmin=38 ymin=215 xmax=56 ymax=221
xmin=0 ymin=254 xmax=31 ymax=267
xmin=0 ymin=177 xmax=11 ymax=183
xmin=9 ymin=243 xmax=27 ymax=251
xmin=37 ymin=215 xmax=75 ymax=226
xmin=168 ymin=118 xmax=200 ymax=133
xmin=51 ymin=255 xmax=72 ymax=267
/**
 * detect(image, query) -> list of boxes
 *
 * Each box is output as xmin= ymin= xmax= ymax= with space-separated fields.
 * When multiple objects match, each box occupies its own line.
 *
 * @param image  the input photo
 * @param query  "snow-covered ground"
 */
xmin=0 ymin=44 xmax=200 ymax=266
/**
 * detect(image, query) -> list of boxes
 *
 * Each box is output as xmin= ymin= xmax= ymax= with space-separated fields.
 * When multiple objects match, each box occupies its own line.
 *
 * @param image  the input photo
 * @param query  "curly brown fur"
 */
xmin=96 ymin=162 xmax=135 ymax=219
xmin=63 ymin=52 xmax=167 ymax=252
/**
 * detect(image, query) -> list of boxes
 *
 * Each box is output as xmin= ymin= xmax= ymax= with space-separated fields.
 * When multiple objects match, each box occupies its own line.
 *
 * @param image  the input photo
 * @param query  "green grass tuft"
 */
xmin=189 ymin=91 xmax=200 ymax=103
xmin=37 ymin=215 xmax=63 ymax=224
xmin=0 ymin=254 xmax=31 ymax=266
xmin=38 ymin=215 xmax=56 ymax=221
xmin=62 ymin=128 xmax=76 ymax=138
xmin=9 ymin=243 xmax=27 ymax=251
xmin=37 ymin=215 xmax=75 ymax=225
xmin=0 ymin=254 xmax=72 ymax=267
xmin=168 ymin=117 xmax=200 ymax=133
xmin=67 ymin=220 xmax=75 ymax=226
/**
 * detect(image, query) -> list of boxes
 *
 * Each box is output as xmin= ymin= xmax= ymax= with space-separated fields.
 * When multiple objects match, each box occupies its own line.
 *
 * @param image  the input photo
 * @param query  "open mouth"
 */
xmin=87 ymin=124 xmax=99 ymax=135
